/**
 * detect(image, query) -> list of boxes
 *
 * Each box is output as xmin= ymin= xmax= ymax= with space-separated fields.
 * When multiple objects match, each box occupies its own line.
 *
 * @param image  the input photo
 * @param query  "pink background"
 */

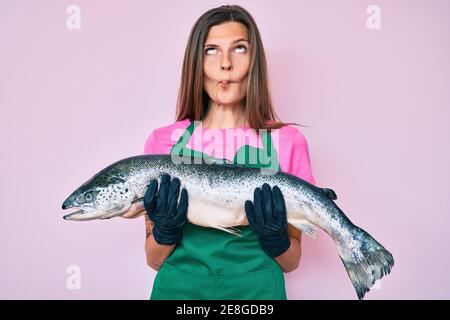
xmin=1 ymin=0 xmax=449 ymax=299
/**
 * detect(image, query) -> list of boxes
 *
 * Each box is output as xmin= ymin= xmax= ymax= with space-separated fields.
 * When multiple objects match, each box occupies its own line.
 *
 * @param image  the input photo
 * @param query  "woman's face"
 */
xmin=203 ymin=21 xmax=251 ymax=107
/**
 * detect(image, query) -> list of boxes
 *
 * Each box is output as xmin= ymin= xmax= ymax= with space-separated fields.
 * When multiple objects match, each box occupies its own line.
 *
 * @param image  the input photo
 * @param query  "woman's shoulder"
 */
xmin=271 ymin=123 xmax=316 ymax=184
xmin=274 ymin=123 xmax=309 ymax=147
xmin=151 ymin=118 xmax=191 ymax=138
xmin=143 ymin=118 xmax=191 ymax=155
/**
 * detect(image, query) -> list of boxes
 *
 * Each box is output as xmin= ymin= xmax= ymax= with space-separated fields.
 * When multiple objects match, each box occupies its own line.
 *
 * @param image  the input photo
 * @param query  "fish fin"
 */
xmin=216 ymin=162 xmax=246 ymax=168
xmin=214 ymin=225 xmax=243 ymax=237
xmin=337 ymin=227 xmax=394 ymax=300
xmin=289 ymin=220 xmax=317 ymax=239
xmin=321 ymin=188 xmax=338 ymax=200
xmin=208 ymin=157 xmax=249 ymax=168
xmin=216 ymin=162 xmax=247 ymax=169
xmin=210 ymin=157 xmax=234 ymax=165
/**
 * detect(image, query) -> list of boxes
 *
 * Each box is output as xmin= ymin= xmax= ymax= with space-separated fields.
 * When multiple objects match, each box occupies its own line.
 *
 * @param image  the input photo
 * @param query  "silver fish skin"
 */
xmin=62 ymin=154 xmax=394 ymax=300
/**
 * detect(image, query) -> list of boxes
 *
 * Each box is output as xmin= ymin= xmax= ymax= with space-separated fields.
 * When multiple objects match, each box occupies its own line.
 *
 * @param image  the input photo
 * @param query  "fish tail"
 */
xmin=336 ymin=227 xmax=394 ymax=300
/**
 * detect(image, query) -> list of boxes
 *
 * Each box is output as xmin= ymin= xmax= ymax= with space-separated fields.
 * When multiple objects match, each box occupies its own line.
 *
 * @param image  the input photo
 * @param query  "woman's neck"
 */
xmin=202 ymin=101 xmax=248 ymax=129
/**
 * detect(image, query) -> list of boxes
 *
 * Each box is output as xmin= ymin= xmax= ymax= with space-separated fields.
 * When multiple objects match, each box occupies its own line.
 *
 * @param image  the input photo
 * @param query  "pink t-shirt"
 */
xmin=143 ymin=118 xmax=316 ymax=185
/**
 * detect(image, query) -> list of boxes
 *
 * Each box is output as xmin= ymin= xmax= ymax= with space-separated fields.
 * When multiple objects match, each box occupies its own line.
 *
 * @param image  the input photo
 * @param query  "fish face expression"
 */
xmin=62 ymin=175 xmax=135 ymax=221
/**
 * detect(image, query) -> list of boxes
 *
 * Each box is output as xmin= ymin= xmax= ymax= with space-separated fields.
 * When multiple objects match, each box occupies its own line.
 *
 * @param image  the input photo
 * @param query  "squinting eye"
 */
xmin=234 ymin=45 xmax=247 ymax=54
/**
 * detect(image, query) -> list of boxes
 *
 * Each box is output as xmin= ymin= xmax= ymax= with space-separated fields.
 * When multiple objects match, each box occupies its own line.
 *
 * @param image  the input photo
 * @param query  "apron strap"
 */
xmin=233 ymin=128 xmax=280 ymax=172
xmin=260 ymin=129 xmax=280 ymax=171
xmin=170 ymin=120 xmax=199 ymax=157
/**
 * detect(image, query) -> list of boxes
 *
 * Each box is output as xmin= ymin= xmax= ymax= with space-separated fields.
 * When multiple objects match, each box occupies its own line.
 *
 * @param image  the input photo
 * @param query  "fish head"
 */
xmin=62 ymin=173 xmax=135 ymax=221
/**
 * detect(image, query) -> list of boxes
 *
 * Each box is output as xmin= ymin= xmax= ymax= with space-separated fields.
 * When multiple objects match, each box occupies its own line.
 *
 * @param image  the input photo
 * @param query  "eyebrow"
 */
xmin=204 ymin=38 xmax=249 ymax=47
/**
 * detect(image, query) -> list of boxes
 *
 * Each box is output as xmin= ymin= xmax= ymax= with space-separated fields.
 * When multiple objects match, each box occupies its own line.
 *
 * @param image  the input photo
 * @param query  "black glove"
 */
xmin=143 ymin=174 xmax=188 ymax=245
xmin=244 ymin=183 xmax=290 ymax=258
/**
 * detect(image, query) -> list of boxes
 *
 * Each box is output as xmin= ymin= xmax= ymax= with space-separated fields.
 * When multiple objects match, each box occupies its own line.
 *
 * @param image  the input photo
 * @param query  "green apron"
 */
xmin=150 ymin=120 xmax=287 ymax=300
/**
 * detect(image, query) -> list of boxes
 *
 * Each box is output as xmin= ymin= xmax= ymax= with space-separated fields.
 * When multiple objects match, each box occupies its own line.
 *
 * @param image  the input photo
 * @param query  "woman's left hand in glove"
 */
xmin=244 ymin=183 xmax=291 ymax=258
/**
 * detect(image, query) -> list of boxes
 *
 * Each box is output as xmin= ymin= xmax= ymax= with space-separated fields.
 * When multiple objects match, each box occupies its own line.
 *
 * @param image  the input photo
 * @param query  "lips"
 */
xmin=218 ymin=80 xmax=233 ymax=85
xmin=218 ymin=80 xmax=234 ymax=89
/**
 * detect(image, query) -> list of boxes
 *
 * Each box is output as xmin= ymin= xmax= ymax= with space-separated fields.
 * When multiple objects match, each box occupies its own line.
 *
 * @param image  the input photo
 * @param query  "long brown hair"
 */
xmin=175 ymin=4 xmax=304 ymax=132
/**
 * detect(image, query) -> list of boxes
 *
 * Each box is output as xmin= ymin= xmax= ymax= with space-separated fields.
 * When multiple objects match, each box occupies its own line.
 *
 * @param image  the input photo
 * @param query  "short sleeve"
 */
xmin=143 ymin=131 xmax=159 ymax=155
xmin=288 ymin=130 xmax=317 ymax=185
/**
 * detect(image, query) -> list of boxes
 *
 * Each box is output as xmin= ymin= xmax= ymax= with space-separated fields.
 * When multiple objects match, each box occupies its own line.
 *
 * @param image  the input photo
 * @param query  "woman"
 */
xmin=125 ymin=5 xmax=316 ymax=299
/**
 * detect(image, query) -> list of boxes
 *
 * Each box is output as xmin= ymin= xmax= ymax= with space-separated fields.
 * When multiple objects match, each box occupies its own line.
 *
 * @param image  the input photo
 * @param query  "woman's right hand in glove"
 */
xmin=143 ymin=174 xmax=188 ymax=245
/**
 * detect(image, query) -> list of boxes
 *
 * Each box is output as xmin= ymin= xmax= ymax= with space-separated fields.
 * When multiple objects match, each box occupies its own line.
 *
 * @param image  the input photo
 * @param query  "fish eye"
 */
xmin=85 ymin=193 xmax=93 ymax=201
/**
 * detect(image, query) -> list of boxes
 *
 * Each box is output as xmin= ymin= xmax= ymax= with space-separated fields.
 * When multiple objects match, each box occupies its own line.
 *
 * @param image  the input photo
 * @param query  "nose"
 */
xmin=221 ymin=53 xmax=232 ymax=71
